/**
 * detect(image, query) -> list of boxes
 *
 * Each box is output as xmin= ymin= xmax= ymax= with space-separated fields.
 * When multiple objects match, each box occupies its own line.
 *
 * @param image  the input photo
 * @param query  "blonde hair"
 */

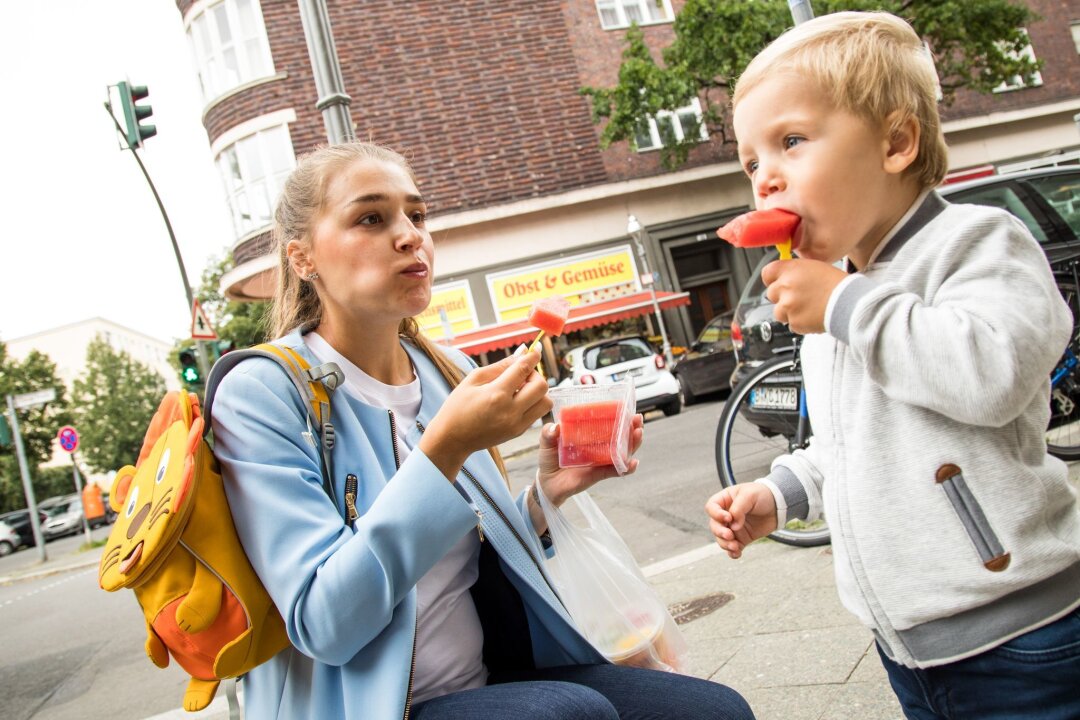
xmin=269 ymin=141 xmax=507 ymax=479
xmin=733 ymin=11 xmax=948 ymax=188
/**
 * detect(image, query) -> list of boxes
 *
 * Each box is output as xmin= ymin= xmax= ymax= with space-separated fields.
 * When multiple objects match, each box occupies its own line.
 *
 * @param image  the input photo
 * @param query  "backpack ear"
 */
xmin=111 ymin=466 xmax=136 ymax=511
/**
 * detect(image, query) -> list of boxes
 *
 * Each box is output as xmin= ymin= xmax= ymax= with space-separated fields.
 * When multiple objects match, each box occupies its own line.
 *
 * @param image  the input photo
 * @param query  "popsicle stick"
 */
xmin=527 ymin=329 xmax=546 ymax=353
xmin=777 ymin=240 xmax=792 ymax=260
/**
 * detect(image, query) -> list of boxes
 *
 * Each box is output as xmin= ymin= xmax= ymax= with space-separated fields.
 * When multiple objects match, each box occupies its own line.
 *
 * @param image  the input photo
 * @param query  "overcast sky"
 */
xmin=1 ymin=1 xmax=237 ymax=345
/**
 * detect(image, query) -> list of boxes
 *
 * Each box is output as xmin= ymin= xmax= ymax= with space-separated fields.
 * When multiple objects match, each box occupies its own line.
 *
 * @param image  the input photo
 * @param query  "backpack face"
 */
xmin=100 ymin=392 xmax=202 ymax=591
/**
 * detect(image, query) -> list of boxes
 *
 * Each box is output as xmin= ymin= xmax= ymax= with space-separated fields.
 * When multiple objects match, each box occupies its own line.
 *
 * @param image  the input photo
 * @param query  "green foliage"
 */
xmin=33 ymin=464 xmax=79 ymax=502
xmin=0 ymin=341 xmax=71 ymax=513
xmin=581 ymin=0 xmax=1042 ymax=168
xmin=72 ymin=336 xmax=167 ymax=475
xmin=197 ymin=255 xmax=271 ymax=350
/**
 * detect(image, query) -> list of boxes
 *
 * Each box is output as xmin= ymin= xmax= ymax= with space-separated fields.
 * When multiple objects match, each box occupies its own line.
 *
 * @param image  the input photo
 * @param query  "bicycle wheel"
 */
xmin=715 ymin=355 xmax=830 ymax=547
xmin=1047 ymin=279 xmax=1080 ymax=460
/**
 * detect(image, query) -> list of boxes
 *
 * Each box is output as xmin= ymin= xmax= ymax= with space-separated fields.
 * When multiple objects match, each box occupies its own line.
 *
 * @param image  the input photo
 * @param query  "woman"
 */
xmin=212 ymin=141 xmax=754 ymax=719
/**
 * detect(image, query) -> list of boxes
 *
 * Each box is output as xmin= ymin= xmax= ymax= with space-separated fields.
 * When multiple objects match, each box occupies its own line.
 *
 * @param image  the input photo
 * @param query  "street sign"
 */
xmin=57 ymin=425 xmax=79 ymax=453
xmin=191 ymin=299 xmax=218 ymax=340
xmin=12 ymin=388 xmax=56 ymax=410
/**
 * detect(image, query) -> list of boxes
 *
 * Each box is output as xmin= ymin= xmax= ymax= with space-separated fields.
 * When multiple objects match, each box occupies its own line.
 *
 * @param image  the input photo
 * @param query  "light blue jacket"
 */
xmin=210 ymin=329 xmax=603 ymax=719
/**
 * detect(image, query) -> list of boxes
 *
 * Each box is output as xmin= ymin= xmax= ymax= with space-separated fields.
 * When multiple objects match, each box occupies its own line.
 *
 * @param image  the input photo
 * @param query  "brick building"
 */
xmin=174 ymin=0 xmax=1080 ymax=358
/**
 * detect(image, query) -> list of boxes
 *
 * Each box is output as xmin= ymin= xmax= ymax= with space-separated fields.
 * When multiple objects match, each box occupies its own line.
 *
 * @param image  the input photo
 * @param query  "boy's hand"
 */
xmin=762 ymin=259 xmax=847 ymax=334
xmin=705 ymin=484 xmax=779 ymax=559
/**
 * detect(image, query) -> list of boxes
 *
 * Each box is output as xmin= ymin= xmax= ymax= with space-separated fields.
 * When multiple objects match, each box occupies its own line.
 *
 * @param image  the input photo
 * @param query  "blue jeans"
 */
xmin=878 ymin=606 xmax=1080 ymax=719
xmin=411 ymin=664 xmax=756 ymax=720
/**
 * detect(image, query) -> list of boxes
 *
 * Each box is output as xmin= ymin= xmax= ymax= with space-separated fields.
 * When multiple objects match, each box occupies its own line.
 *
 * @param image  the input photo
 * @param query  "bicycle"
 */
xmin=714 ymin=261 xmax=1080 ymax=548
xmin=713 ymin=335 xmax=828 ymax=547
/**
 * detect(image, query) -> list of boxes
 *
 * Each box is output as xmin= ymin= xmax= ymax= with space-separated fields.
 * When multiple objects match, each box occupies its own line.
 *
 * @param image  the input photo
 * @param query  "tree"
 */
xmin=0 ymin=342 xmax=72 ymax=512
xmin=581 ymin=0 xmax=1042 ymax=169
xmin=72 ymin=336 xmax=166 ymax=474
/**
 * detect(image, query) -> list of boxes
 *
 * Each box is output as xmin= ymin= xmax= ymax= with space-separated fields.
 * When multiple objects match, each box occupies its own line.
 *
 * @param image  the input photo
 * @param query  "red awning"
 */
xmin=447 ymin=290 xmax=691 ymax=356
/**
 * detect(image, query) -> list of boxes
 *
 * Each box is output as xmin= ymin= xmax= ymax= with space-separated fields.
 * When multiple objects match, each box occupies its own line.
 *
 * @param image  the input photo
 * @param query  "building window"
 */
xmin=188 ymin=0 xmax=275 ymax=103
xmin=1071 ymin=22 xmax=1080 ymax=54
xmin=596 ymin=0 xmax=673 ymax=30
xmin=992 ymin=30 xmax=1043 ymax=93
xmin=216 ymin=125 xmax=295 ymax=238
xmin=633 ymin=98 xmax=709 ymax=152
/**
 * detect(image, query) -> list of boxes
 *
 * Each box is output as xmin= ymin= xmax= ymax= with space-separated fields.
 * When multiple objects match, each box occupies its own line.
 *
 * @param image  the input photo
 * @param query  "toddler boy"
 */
xmin=706 ymin=12 xmax=1080 ymax=718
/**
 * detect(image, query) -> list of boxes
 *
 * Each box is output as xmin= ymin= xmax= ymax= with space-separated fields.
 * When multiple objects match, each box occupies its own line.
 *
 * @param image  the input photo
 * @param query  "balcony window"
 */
xmin=188 ymin=0 xmax=274 ymax=103
xmin=216 ymin=125 xmax=295 ymax=238
xmin=633 ymin=98 xmax=708 ymax=152
xmin=1071 ymin=22 xmax=1080 ymax=54
xmin=596 ymin=0 xmax=673 ymax=30
xmin=992 ymin=30 xmax=1043 ymax=92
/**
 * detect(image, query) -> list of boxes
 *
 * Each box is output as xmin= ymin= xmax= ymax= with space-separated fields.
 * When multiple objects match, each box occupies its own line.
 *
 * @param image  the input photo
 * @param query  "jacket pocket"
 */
xmin=935 ymin=464 xmax=1011 ymax=572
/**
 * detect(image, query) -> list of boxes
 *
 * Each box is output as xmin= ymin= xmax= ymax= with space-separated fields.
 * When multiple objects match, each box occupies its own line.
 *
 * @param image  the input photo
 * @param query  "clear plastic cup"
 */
xmin=549 ymin=382 xmax=636 ymax=475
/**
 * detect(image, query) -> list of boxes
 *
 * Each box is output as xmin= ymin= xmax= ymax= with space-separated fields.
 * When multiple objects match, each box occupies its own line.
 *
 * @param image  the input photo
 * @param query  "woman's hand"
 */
xmin=420 ymin=351 xmax=552 ymax=480
xmin=526 ymin=414 xmax=644 ymax=534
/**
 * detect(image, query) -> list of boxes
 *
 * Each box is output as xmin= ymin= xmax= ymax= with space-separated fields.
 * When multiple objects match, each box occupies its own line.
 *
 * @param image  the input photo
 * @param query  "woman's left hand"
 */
xmin=535 ymin=413 xmax=645 ymax=507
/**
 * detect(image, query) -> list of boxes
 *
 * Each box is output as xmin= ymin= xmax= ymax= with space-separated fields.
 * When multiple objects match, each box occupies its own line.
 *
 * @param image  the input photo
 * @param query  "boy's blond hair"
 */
xmin=733 ymin=11 xmax=948 ymax=189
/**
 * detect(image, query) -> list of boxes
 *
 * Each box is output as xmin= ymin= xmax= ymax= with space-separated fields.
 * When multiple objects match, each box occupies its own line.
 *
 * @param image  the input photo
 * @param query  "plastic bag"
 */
xmin=536 ymin=486 xmax=688 ymax=672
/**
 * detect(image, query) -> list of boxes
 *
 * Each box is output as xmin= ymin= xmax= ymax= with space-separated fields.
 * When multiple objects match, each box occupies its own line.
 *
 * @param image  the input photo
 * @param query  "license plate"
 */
xmin=750 ymin=386 xmax=797 ymax=410
xmin=612 ymin=367 xmax=644 ymax=382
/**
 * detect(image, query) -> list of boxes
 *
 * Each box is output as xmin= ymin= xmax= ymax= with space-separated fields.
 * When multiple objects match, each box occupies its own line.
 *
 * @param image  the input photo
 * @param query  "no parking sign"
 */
xmin=57 ymin=425 xmax=79 ymax=454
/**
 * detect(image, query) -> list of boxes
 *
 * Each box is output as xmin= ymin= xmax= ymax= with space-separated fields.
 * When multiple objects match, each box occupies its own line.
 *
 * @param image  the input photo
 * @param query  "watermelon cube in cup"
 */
xmin=549 ymin=382 xmax=636 ymax=475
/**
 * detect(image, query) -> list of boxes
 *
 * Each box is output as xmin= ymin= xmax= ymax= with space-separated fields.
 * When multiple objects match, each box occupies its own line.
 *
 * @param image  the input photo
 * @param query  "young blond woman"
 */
xmin=212 ymin=142 xmax=754 ymax=720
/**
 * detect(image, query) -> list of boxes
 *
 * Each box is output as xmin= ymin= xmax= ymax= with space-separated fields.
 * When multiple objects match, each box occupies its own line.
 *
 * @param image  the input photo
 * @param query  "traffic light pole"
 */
xmin=103 ymin=103 xmax=210 ymax=377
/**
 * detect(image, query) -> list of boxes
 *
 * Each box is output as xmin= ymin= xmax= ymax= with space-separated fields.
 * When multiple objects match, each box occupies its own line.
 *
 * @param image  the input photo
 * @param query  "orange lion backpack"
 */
xmin=99 ymin=343 xmax=344 ymax=713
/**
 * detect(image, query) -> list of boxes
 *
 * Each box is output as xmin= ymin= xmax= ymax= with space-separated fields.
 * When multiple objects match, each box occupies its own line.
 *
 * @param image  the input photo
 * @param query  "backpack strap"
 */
xmin=203 ymin=343 xmax=347 ymax=520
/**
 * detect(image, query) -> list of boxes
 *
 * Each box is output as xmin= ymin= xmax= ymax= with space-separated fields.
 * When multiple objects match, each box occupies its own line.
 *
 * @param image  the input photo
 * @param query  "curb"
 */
xmin=0 ymin=554 xmax=101 ymax=586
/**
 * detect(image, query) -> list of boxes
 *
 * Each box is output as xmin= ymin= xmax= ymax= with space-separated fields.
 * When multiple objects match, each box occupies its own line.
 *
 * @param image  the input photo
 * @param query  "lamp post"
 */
xmin=627 ymin=215 xmax=673 ymax=364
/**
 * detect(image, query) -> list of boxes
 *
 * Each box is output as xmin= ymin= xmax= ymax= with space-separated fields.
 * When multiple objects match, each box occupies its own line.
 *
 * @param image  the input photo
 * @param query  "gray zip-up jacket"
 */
xmin=765 ymin=191 xmax=1080 ymax=669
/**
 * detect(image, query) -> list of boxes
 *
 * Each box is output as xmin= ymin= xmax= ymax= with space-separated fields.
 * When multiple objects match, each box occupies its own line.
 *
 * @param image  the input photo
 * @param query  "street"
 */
xmin=0 ymin=395 xmax=734 ymax=720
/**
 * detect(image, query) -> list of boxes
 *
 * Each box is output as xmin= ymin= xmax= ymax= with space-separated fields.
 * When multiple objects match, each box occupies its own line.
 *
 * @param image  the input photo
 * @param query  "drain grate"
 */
xmin=668 ymin=591 xmax=734 ymax=625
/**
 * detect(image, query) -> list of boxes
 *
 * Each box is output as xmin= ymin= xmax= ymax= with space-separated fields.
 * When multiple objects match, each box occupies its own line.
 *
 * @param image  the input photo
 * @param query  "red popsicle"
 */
xmin=716 ymin=208 xmax=801 ymax=259
xmin=529 ymin=295 xmax=571 ymax=337
xmin=558 ymin=400 xmax=623 ymax=467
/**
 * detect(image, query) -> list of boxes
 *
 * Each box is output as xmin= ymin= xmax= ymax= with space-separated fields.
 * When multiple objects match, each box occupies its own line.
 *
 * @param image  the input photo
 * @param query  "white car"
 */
xmin=561 ymin=335 xmax=682 ymax=416
xmin=0 ymin=520 xmax=19 ymax=556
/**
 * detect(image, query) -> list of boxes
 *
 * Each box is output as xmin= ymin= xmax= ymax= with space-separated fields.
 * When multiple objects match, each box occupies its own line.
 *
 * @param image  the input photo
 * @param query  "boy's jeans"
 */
xmin=877 ymin=606 xmax=1080 ymax=719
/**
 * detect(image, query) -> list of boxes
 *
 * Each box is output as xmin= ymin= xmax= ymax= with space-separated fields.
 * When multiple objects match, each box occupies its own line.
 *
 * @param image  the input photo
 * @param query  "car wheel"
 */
xmin=0 ymin=540 xmax=13 ymax=557
xmin=677 ymin=375 xmax=696 ymax=406
xmin=662 ymin=396 xmax=682 ymax=417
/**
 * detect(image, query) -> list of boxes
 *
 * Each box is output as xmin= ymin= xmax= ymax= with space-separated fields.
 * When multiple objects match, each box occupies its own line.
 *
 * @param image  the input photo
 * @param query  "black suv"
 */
xmin=732 ymin=166 xmax=1080 ymax=388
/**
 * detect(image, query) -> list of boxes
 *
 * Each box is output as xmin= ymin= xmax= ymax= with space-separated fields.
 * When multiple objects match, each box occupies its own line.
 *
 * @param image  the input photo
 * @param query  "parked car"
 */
xmin=670 ymin=311 xmax=738 ymax=405
xmin=0 ymin=508 xmax=49 ymax=549
xmin=39 ymin=494 xmax=86 ymax=540
xmin=561 ymin=335 xmax=682 ymax=416
xmin=729 ymin=166 xmax=1080 ymax=434
xmin=0 ymin=520 xmax=19 ymax=556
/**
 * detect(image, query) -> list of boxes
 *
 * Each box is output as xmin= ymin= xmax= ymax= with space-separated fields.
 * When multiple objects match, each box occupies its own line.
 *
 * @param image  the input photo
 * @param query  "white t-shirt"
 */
xmin=303 ymin=333 xmax=488 ymax=703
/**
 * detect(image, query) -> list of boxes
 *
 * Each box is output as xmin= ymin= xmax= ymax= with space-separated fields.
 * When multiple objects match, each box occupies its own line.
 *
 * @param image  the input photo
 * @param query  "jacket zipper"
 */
xmin=344 ymin=474 xmax=359 ymax=523
xmin=416 ymin=421 xmax=558 ymax=602
xmin=388 ymin=409 xmax=417 ymax=720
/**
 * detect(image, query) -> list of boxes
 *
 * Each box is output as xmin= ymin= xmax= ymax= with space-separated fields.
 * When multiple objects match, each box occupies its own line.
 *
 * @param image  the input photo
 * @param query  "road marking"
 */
xmin=0 ymin=568 xmax=95 ymax=609
xmin=641 ymin=542 xmax=721 ymax=578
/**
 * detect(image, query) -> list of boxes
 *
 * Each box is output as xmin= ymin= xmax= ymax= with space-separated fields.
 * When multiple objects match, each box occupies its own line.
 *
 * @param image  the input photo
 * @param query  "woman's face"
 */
xmin=300 ymin=158 xmax=434 ymax=327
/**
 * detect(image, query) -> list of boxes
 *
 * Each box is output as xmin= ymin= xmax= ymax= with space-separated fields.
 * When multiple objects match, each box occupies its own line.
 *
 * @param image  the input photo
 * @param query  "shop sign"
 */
xmin=486 ymin=246 xmax=640 ymax=322
xmin=417 ymin=280 xmax=479 ymax=340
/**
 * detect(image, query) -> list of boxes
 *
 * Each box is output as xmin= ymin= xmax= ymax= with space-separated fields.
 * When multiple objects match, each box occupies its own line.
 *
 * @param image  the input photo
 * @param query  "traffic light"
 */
xmin=178 ymin=349 xmax=201 ymax=385
xmin=117 ymin=81 xmax=157 ymax=149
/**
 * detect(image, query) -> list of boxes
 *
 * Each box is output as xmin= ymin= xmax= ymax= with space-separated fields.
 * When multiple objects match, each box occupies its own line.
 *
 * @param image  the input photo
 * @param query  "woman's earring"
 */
xmin=306 ymin=272 xmax=320 ymax=281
